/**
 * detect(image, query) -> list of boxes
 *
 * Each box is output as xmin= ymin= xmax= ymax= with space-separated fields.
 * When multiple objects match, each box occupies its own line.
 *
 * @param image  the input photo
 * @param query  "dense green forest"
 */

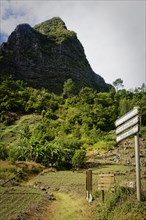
xmin=0 ymin=78 xmax=146 ymax=169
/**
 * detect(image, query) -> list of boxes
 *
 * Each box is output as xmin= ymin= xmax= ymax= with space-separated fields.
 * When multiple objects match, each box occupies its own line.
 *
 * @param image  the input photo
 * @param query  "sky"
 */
xmin=0 ymin=0 xmax=145 ymax=90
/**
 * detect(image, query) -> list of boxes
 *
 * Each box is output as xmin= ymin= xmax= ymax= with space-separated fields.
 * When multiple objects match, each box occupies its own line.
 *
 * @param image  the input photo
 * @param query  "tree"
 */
xmin=62 ymin=79 xmax=77 ymax=98
xmin=141 ymin=83 xmax=146 ymax=92
xmin=113 ymin=78 xmax=124 ymax=92
xmin=119 ymin=98 xmax=131 ymax=116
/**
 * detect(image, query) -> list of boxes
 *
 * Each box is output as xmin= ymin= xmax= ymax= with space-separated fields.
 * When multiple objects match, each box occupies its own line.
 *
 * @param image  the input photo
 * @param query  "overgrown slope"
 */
xmin=0 ymin=78 xmax=146 ymax=169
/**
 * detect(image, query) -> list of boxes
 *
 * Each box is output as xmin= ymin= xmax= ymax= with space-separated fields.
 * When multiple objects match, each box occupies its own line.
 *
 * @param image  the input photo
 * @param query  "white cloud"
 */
xmin=0 ymin=0 xmax=145 ymax=90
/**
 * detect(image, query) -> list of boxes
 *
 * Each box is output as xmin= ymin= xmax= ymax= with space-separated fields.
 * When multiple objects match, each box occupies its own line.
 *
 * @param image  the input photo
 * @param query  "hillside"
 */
xmin=0 ymin=17 xmax=111 ymax=94
xmin=0 ymin=81 xmax=146 ymax=220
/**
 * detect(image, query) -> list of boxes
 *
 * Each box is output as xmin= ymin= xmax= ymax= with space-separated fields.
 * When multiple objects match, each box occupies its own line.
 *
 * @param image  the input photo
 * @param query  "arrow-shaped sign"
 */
xmin=116 ymin=115 xmax=139 ymax=135
xmin=116 ymin=125 xmax=139 ymax=143
xmin=115 ymin=108 xmax=138 ymax=127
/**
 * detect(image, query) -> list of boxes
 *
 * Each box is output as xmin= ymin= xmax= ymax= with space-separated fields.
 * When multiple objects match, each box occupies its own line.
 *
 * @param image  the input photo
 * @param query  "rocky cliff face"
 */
xmin=0 ymin=17 xmax=111 ymax=94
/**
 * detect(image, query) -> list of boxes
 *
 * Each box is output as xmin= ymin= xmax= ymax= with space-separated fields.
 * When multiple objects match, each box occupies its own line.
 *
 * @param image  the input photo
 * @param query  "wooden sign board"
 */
xmin=98 ymin=173 xmax=115 ymax=191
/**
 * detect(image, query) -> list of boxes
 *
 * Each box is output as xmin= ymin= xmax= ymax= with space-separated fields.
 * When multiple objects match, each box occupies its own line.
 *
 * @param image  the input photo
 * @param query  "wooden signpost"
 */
xmin=86 ymin=107 xmax=141 ymax=202
xmin=86 ymin=171 xmax=115 ymax=202
xmin=98 ymin=173 xmax=115 ymax=202
xmin=115 ymin=107 xmax=141 ymax=201
xmin=86 ymin=169 xmax=93 ymax=202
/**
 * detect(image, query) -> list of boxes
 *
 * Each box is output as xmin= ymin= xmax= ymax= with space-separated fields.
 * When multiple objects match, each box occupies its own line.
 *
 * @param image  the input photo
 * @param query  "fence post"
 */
xmin=101 ymin=190 xmax=105 ymax=202
xmin=86 ymin=169 xmax=92 ymax=202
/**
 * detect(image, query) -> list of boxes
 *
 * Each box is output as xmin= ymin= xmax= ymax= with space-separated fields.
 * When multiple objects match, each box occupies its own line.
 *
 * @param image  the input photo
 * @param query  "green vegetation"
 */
xmin=29 ymin=168 xmax=146 ymax=220
xmin=0 ymin=186 xmax=45 ymax=220
xmin=48 ymin=192 xmax=91 ymax=220
xmin=0 ymin=160 xmax=44 ymax=182
xmin=72 ymin=149 xmax=86 ymax=169
xmin=0 ymin=78 xmax=146 ymax=169
xmin=0 ymin=161 xmax=45 ymax=220
xmin=34 ymin=17 xmax=76 ymax=44
xmin=95 ymin=187 xmax=146 ymax=220
xmin=0 ymin=160 xmax=145 ymax=219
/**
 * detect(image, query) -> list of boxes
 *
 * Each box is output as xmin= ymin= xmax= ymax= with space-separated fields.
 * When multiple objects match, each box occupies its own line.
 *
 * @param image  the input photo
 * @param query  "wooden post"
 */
xmin=101 ymin=190 xmax=105 ymax=202
xmin=135 ymin=134 xmax=141 ymax=201
xmin=86 ymin=169 xmax=92 ymax=202
xmin=86 ymin=169 xmax=92 ymax=191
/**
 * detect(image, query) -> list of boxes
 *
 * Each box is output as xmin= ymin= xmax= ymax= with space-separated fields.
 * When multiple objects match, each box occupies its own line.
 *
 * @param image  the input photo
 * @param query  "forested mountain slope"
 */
xmin=0 ymin=78 xmax=146 ymax=168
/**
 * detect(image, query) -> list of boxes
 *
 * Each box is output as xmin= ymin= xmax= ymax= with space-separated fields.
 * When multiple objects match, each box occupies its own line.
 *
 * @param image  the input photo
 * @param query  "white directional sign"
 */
xmin=116 ymin=124 xmax=139 ymax=143
xmin=115 ymin=107 xmax=141 ymax=201
xmin=116 ymin=116 xmax=139 ymax=135
xmin=115 ymin=108 xmax=138 ymax=127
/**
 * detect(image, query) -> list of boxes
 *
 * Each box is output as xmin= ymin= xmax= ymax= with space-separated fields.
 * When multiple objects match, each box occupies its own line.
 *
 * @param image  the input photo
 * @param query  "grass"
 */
xmin=0 ymin=161 xmax=17 ymax=180
xmin=0 ymin=186 xmax=45 ymax=220
xmin=0 ymin=160 xmax=46 ymax=220
xmin=29 ymin=170 xmax=86 ymax=196
xmin=48 ymin=192 xmax=91 ymax=220
xmin=29 ymin=163 xmax=146 ymax=196
xmin=0 ymin=160 xmax=44 ymax=184
xmin=0 ymin=162 xmax=145 ymax=219
xmin=95 ymin=187 xmax=146 ymax=220
xmin=28 ymin=164 xmax=146 ymax=220
xmin=0 ymin=114 xmax=42 ymax=148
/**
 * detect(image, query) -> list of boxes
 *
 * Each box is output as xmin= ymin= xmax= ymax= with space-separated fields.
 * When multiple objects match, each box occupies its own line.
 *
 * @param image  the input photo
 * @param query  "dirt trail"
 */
xmin=29 ymin=191 xmax=95 ymax=220
xmin=46 ymin=192 xmax=94 ymax=220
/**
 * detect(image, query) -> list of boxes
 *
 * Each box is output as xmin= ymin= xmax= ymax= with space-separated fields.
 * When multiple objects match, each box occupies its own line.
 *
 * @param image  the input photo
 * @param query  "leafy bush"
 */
xmin=0 ymin=143 xmax=8 ymax=160
xmin=93 ymin=140 xmax=114 ymax=152
xmin=9 ymin=145 xmax=25 ymax=162
xmin=72 ymin=149 xmax=86 ymax=168
xmin=96 ymin=187 xmax=137 ymax=220
xmin=1 ymin=112 xmax=19 ymax=125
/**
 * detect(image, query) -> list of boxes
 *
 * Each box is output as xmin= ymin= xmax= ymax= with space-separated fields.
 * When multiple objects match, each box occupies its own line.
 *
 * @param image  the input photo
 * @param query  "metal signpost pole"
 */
xmin=135 ymin=134 xmax=141 ymax=201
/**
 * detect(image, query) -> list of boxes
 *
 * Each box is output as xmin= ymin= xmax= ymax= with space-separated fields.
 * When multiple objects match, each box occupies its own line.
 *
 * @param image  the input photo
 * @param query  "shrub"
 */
xmin=72 ymin=149 xmax=86 ymax=168
xmin=0 ymin=143 xmax=8 ymax=160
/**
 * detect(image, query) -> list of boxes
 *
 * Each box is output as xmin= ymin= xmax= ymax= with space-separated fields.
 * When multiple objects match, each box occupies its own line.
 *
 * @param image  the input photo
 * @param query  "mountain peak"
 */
xmin=0 ymin=17 xmax=112 ymax=94
xmin=37 ymin=17 xmax=66 ymax=28
xmin=34 ymin=17 xmax=76 ymax=44
xmin=15 ymin=23 xmax=32 ymax=32
xmin=34 ymin=17 xmax=67 ymax=33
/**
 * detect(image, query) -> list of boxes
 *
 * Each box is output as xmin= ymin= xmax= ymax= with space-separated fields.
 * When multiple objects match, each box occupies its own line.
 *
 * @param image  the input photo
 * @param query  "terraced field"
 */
xmin=0 ymin=136 xmax=146 ymax=220
xmin=0 ymin=186 xmax=45 ymax=220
